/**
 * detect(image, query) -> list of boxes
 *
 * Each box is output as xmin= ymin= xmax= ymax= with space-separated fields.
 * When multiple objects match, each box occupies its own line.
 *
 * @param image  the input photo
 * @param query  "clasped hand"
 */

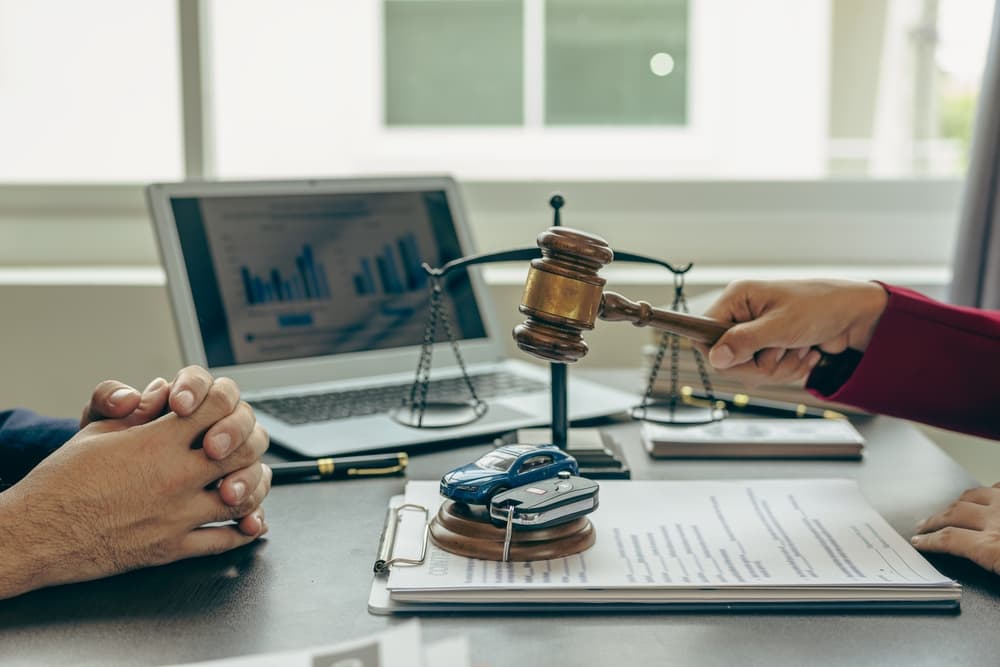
xmin=0 ymin=366 xmax=271 ymax=598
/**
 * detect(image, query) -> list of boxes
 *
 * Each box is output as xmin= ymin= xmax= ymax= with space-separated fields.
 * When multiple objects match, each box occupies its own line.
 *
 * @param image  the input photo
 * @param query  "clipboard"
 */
xmin=372 ymin=499 xmax=429 ymax=575
xmin=367 ymin=481 xmax=961 ymax=615
xmin=369 ymin=494 xmax=428 ymax=616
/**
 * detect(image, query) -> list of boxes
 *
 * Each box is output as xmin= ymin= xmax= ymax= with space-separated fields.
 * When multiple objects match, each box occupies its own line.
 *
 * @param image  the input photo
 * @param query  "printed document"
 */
xmin=377 ymin=480 xmax=959 ymax=610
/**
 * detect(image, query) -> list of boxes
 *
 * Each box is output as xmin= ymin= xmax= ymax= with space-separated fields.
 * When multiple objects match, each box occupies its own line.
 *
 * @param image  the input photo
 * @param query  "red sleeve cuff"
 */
xmin=807 ymin=283 xmax=1000 ymax=439
xmin=805 ymin=348 xmax=863 ymax=395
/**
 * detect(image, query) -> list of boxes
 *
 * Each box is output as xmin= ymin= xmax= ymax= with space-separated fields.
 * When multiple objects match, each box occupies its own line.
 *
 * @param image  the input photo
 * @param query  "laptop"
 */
xmin=146 ymin=176 xmax=637 ymax=457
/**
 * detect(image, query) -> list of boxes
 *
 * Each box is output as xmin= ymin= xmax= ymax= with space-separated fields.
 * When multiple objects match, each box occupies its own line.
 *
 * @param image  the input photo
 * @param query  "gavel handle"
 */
xmin=600 ymin=291 xmax=730 ymax=345
xmin=600 ymin=291 xmax=853 ymax=377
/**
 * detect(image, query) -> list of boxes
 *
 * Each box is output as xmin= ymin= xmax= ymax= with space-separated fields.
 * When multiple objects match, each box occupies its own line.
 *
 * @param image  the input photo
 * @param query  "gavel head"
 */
xmin=512 ymin=227 xmax=614 ymax=363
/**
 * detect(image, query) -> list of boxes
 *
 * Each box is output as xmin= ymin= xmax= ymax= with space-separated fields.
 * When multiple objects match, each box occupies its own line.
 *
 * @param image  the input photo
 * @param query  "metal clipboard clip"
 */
xmin=372 ymin=503 xmax=429 ymax=575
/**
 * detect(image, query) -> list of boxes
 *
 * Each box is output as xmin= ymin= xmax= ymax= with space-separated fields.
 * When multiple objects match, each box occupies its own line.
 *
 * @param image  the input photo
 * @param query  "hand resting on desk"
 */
xmin=0 ymin=369 xmax=272 ymax=600
xmin=913 ymin=485 xmax=1000 ymax=576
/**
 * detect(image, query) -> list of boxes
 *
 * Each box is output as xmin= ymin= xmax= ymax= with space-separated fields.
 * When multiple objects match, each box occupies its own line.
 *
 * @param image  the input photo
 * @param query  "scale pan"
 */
xmin=630 ymin=400 xmax=727 ymax=425
xmin=390 ymin=400 xmax=489 ymax=429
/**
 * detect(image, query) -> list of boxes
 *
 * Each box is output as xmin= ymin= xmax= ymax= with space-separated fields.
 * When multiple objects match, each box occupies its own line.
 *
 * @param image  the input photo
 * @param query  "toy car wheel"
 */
xmin=488 ymin=485 xmax=510 ymax=504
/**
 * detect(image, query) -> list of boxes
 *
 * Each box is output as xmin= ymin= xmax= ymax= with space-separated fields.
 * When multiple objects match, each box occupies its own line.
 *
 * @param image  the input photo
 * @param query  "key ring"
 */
xmin=502 ymin=505 xmax=514 ymax=562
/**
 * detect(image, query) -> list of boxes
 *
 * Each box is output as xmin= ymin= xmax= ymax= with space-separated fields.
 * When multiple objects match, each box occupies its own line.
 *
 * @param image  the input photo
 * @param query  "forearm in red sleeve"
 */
xmin=807 ymin=284 xmax=1000 ymax=440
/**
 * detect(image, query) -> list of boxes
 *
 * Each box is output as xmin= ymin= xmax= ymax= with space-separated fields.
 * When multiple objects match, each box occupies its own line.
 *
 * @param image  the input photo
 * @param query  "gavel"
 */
xmin=513 ymin=227 xmax=731 ymax=363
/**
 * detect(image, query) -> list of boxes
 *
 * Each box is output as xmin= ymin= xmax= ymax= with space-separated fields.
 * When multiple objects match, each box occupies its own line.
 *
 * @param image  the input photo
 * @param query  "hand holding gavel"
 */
xmin=512 ymin=227 xmax=732 ymax=363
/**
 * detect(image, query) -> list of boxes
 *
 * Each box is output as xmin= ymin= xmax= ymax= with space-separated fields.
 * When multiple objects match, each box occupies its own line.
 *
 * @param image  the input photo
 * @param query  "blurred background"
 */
xmin=0 ymin=0 xmax=995 ymax=475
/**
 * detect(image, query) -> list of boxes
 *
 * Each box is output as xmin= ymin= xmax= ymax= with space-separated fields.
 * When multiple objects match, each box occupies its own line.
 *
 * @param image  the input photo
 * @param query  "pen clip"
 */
xmin=349 ymin=464 xmax=407 ymax=476
xmin=373 ymin=503 xmax=428 ymax=575
xmin=679 ymin=386 xmax=722 ymax=411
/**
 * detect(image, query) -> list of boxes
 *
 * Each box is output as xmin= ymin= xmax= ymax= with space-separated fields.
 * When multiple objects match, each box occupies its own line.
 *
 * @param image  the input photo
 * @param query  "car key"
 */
xmin=489 ymin=471 xmax=599 ymax=530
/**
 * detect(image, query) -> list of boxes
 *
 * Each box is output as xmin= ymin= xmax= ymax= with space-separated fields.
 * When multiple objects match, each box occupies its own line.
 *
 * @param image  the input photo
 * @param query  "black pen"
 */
xmin=269 ymin=452 xmax=408 ymax=484
xmin=681 ymin=386 xmax=846 ymax=420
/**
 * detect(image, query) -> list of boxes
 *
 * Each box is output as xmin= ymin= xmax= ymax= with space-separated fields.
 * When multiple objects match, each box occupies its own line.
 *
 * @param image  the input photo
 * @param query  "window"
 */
xmin=518 ymin=455 xmax=554 ymax=473
xmin=210 ymin=1 xmax=824 ymax=179
xmin=208 ymin=0 xmax=993 ymax=181
xmin=0 ymin=0 xmax=993 ymax=271
xmin=0 ymin=0 xmax=182 ymax=182
xmin=384 ymin=1 xmax=524 ymax=125
xmin=827 ymin=0 xmax=995 ymax=177
xmin=0 ymin=1 xmax=993 ymax=184
xmin=382 ymin=0 xmax=689 ymax=127
xmin=544 ymin=0 xmax=688 ymax=126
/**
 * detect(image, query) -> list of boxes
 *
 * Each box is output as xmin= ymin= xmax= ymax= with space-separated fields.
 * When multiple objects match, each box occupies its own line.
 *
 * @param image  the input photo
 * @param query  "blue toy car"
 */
xmin=439 ymin=444 xmax=579 ymax=505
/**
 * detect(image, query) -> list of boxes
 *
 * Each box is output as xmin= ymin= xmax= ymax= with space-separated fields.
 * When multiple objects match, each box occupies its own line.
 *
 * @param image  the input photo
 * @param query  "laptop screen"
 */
xmin=169 ymin=189 xmax=488 ymax=367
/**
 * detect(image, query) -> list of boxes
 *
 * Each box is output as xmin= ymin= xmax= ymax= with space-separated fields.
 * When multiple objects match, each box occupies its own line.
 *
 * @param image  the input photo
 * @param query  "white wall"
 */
xmin=0 ymin=283 xmax=182 ymax=418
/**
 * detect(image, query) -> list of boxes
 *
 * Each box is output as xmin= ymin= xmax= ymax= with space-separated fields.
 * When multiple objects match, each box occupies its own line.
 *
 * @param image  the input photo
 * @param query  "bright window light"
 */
xmin=0 ymin=0 xmax=183 ymax=182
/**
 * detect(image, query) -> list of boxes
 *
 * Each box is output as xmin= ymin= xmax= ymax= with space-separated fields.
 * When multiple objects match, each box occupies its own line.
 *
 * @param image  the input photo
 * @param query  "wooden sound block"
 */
xmin=428 ymin=499 xmax=595 ymax=561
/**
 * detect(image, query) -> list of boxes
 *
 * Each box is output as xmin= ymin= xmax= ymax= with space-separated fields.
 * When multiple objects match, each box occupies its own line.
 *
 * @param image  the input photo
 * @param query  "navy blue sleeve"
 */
xmin=0 ymin=409 xmax=79 ymax=489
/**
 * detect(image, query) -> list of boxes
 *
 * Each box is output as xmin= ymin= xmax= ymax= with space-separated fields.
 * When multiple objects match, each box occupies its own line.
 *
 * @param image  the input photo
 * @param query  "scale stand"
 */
xmin=503 ymin=195 xmax=631 ymax=480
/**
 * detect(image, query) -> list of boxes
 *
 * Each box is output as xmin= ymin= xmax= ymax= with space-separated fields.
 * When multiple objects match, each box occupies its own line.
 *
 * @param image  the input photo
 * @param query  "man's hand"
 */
xmin=78 ymin=366 xmax=267 ymax=524
xmin=701 ymin=279 xmax=889 ymax=387
xmin=82 ymin=366 xmax=231 ymax=449
xmin=911 ymin=485 xmax=1000 ymax=574
xmin=0 ymin=378 xmax=271 ymax=599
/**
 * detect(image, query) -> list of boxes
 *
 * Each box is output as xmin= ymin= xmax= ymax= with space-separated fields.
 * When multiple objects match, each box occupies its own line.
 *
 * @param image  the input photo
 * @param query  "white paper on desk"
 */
xmin=386 ymin=480 xmax=959 ymax=605
xmin=642 ymin=419 xmax=865 ymax=444
xmin=162 ymin=620 xmax=429 ymax=667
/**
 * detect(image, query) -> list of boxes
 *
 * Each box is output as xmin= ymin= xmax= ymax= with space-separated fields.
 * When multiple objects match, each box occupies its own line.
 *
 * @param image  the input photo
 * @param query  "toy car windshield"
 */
xmin=473 ymin=451 xmax=518 ymax=471
xmin=473 ymin=444 xmax=544 ymax=472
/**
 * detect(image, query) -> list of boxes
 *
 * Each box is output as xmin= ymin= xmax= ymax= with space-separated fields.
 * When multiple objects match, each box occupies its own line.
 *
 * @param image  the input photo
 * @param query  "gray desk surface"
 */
xmin=2 ymin=374 xmax=1000 ymax=666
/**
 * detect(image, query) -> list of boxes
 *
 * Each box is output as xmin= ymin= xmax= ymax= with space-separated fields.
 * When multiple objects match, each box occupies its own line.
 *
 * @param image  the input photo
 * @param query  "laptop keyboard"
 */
xmin=248 ymin=371 xmax=547 ymax=425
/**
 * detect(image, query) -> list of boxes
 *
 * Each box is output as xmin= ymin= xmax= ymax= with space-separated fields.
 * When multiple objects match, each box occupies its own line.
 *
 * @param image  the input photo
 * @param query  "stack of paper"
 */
xmin=370 ymin=480 xmax=960 ymax=613
xmin=164 ymin=621 xmax=467 ymax=667
xmin=640 ymin=419 xmax=865 ymax=459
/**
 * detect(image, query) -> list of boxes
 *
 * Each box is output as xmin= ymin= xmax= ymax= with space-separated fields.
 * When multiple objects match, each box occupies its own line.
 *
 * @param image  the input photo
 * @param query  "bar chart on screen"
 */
xmin=240 ymin=244 xmax=332 ymax=305
xmin=352 ymin=233 xmax=428 ymax=297
xmin=193 ymin=192 xmax=462 ymax=364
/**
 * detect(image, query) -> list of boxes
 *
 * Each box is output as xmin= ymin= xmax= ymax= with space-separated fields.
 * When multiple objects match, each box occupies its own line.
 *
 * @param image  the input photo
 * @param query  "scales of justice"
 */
xmin=385 ymin=196 xmax=737 ymax=563
xmin=391 ymin=194 xmax=731 ymax=454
